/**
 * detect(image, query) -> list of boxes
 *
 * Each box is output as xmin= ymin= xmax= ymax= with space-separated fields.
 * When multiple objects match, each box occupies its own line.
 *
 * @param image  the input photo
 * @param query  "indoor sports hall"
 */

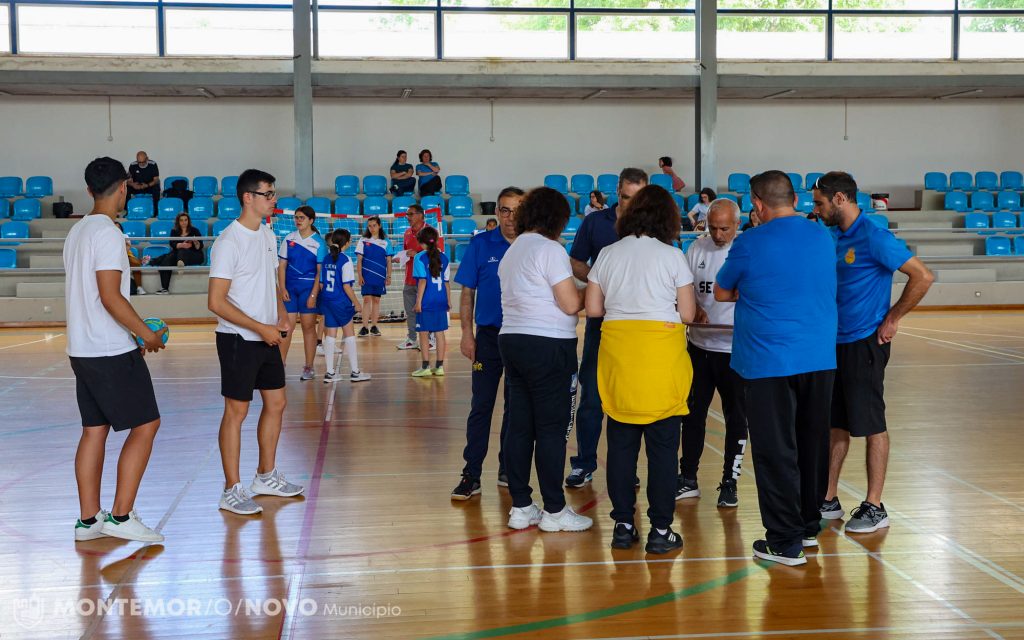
xmin=2 ymin=2 xmax=1024 ymax=638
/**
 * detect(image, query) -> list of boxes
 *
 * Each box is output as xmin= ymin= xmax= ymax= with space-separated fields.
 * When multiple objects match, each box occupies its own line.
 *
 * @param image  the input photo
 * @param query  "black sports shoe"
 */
xmin=675 ymin=476 xmax=700 ymax=500
xmin=496 ymin=472 xmax=508 ymax=488
xmin=717 ymin=478 xmax=738 ymax=508
xmin=820 ymin=496 xmax=845 ymax=520
xmin=611 ymin=522 xmax=640 ymax=549
xmin=565 ymin=468 xmax=593 ymax=488
xmin=752 ymin=539 xmax=806 ymax=566
xmin=358 ymin=326 xmax=370 ymax=337
xmin=450 ymin=474 xmax=481 ymax=501
xmin=370 ymin=326 xmax=382 ymax=337
xmin=645 ymin=527 xmax=684 ymax=554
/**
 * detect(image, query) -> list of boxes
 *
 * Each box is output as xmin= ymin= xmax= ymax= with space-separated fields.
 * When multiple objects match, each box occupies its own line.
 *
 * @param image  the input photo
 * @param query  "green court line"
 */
xmin=423 ymin=564 xmax=763 ymax=640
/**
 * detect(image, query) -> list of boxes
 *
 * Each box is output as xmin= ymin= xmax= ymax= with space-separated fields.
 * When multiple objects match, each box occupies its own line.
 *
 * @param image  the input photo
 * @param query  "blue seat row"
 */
xmin=334 ymin=174 xmax=470 ymax=198
xmin=0 ymin=199 xmax=43 ymax=221
xmin=984 ymin=235 xmax=1024 ymax=256
xmin=964 ymin=212 xmax=1024 ymax=233
xmin=0 ymin=176 xmax=53 ymax=199
xmin=944 ymin=190 xmax=1024 ymax=212
xmin=126 ymin=196 xmax=242 ymax=221
xmin=927 ymin=171 xmax=1024 ymax=193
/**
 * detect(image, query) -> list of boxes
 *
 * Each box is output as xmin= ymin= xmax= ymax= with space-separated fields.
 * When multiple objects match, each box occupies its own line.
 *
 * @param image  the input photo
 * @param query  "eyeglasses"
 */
xmin=247 ymin=190 xmax=277 ymax=200
xmin=497 ymin=206 xmax=515 ymax=216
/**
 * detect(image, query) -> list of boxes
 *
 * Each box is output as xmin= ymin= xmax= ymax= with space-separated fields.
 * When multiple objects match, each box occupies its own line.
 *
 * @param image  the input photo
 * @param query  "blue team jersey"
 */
xmin=412 ymin=250 xmax=451 ymax=311
xmin=835 ymin=213 xmax=913 ymax=344
xmin=280 ymin=231 xmax=327 ymax=286
xmin=356 ymin=237 xmax=392 ymax=286
xmin=453 ymin=229 xmax=511 ymax=328
xmin=320 ymin=252 xmax=355 ymax=304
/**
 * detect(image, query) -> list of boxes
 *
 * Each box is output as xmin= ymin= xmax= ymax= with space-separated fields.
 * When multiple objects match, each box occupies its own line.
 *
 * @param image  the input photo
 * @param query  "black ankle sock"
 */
xmin=81 ymin=516 xmax=97 ymax=525
xmin=112 ymin=513 xmax=130 ymax=523
xmin=422 ymin=360 xmax=429 ymax=369
xmin=436 ymin=360 xmax=444 ymax=368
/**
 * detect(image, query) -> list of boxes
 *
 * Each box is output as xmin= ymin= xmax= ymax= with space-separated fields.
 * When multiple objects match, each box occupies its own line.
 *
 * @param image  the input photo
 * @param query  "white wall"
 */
xmin=2 ymin=95 xmax=1024 ymax=213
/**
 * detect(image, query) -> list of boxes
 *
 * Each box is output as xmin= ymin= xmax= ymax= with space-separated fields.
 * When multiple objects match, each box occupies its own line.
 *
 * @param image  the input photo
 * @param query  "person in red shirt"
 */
xmin=658 ymin=156 xmax=686 ymax=192
xmin=397 ymin=205 xmax=444 ymax=350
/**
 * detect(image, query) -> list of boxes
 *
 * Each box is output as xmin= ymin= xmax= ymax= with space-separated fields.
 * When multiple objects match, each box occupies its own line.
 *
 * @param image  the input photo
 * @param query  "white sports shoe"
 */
xmin=350 ymin=371 xmax=372 ymax=382
xmin=250 ymin=469 xmax=304 ymax=497
xmin=508 ymin=503 xmax=543 ymax=530
xmin=396 ymin=338 xmax=418 ymax=350
xmin=100 ymin=510 xmax=164 ymax=542
xmin=74 ymin=509 xmax=109 ymax=541
xmin=136 ymin=287 xmax=147 ymax=296
xmin=220 ymin=483 xmax=263 ymax=515
xmin=539 ymin=506 xmax=593 ymax=532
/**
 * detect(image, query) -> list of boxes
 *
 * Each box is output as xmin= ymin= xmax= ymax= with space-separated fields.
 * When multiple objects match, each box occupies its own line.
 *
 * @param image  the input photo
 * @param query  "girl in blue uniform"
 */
xmin=313 ymin=229 xmax=370 ymax=383
xmin=277 ymin=205 xmax=326 ymax=381
xmin=355 ymin=215 xmax=393 ymax=338
xmin=411 ymin=226 xmax=450 ymax=377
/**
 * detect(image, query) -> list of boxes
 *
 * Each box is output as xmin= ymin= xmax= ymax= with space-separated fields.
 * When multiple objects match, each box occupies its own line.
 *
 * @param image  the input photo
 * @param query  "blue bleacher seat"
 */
xmin=188 ymin=197 xmax=215 ymax=221
xmin=564 ymin=242 xmax=573 ymax=255
xmin=727 ymin=173 xmax=751 ymax=194
xmin=143 ymin=245 xmax=170 ymax=261
xmin=563 ymin=193 xmax=576 ymax=213
xmin=192 ymin=176 xmax=218 ymax=197
xmin=363 ymin=175 xmax=387 ymax=196
xmin=334 ymin=218 xmax=360 ymax=235
xmin=212 ymin=219 xmax=233 ymax=236
xmin=306 ymin=197 xmax=332 ymax=214
xmin=121 ymin=220 xmax=146 ymax=240
xmin=335 ymin=175 xmax=359 ymax=196
xmin=563 ymin=216 xmax=581 ymax=236
xmin=126 ymin=197 xmax=154 ymax=219
xmin=24 ymin=176 xmax=53 ymax=198
xmin=993 ymin=211 xmax=1018 ymax=232
xmin=544 ymin=175 xmax=569 ymax=194
xmin=945 ymin=191 xmax=968 ymax=212
xmin=0 ymin=248 xmax=15 ymax=269
xmin=363 ymin=196 xmax=389 ymax=216
xmin=221 ymin=176 xmax=239 ymax=197
xmin=672 ymin=193 xmax=686 ymax=212
xmin=570 ymin=174 xmax=595 ymax=195
xmin=740 ymin=215 xmax=750 ymax=227
xmin=392 ymin=218 xmax=410 ymax=236
xmin=786 ymin=172 xmax=804 ymax=193
xmin=924 ymin=172 xmax=948 ymax=192
xmin=686 ymin=194 xmax=700 ymax=211
xmin=218 ymin=197 xmax=241 ymax=220
xmin=650 ymin=174 xmax=675 ymax=192
xmin=392 ymin=196 xmax=417 ymax=214
xmin=445 ymin=175 xmax=470 ymax=196
xmin=0 ymin=200 xmax=8 ymax=219
xmin=0 ymin=177 xmax=23 ymax=198
xmin=856 ymin=192 xmax=874 ymax=213
xmin=976 ymin=171 xmax=999 ymax=191
xmin=0 ymin=221 xmax=29 ymax=246
xmin=163 ymin=176 xmax=188 ymax=190
xmin=805 ymin=172 xmax=825 ymax=191
xmin=334 ymin=197 xmax=360 ymax=216
xmin=1015 ymin=236 xmax=1024 ymax=255
xmin=718 ymin=194 xmax=739 ymax=205
xmin=740 ymin=193 xmax=753 ymax=213
xmin=150 ymin=220 xmax=175 ymax=239
xmin=985 ymin=235 xmax=1012 ymax=256
xmin=964 ymin=212 xmax=990 ymax=229
xmin=797 ymin=192 xmax=814 ymax=214
xmin=158 ymin=198 xmax=185 ymax=220
xmin=597 ymin=174 xmax=618 ymax=194
xmin=950 ymin=171 xmax=973 ymax=192
xmin=276 ymin=196 xmax=302 ymax=211
xmin=451 ymin=219 xmax=478 ymax=237
xmin=972 ymin=191 xmax=996 ymax=212
xmin=420 ymin=195 xmax=445 ymax=215
xmin=997 ymin=191 xmax=1021 ymax=211
xmin=607 ymin=194 xmax=618 ymax=206
xmin=867 ymin=213 xmax=889 ymax=229
xmin=448 ymin=195 xmax=474 ymax=217
xmin=12 ymin=199 xmax=41 ymax=221
xmin=680 ymin=239 xmax=694 ymax=253
xmin=1000 ymin=171 xmax=1023 ymax=192
xmin=454 ymin=243 xmax=470 ymax=263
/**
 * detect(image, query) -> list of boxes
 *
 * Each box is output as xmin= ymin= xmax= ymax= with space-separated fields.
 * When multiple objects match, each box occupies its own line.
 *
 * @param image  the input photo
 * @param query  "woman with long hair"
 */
xmin=687 ymin=188 xmax=718 ymax=231
xmin=312 ymin=228 xmax=370 ymax=383
xmin=356 ymin=216 xmax=392 ymax=337
xmin=154 ymin=211 xmax=204 ymax=294
xmin=411 ymin=226 xmax=450 ymax=377
xmin=389 ymin=150 xmax=416 ymax=196
xmin=277 ymin=205 xmax=326 ymax=380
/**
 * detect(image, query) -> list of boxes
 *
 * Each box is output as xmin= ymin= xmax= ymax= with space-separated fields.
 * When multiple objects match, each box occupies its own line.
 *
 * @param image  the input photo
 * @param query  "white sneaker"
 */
xmin=508 ymin=503 xmax=543 ymax=530
xmin=539 ymin=506 xmax=593 ymax=532
xmin=350 ymin=371 xmax=372 ymax=382
xmin=316 ymin=343 xmax=325 ymax=357
xmin=74 ymin=509 xmax=109 ymax=541
xmin=136 ymin=287 xmax=147 ymax=296
xmin=802 ymin=537 xmax=819 ymax=548
xmin=220 ymin=483 xmax=263 ymax=515
xmin=396 ymin=338 xmax=418 ymax=350
xmin=100 ymin=510 xmax=164 ymax=542
xmin=250 ymin=469 xmax=304 ymax=497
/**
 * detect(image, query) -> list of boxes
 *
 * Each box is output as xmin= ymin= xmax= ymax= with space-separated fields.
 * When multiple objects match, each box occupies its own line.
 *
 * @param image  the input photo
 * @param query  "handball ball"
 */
xmin=136 ymin=317 xmax=169 ymax=347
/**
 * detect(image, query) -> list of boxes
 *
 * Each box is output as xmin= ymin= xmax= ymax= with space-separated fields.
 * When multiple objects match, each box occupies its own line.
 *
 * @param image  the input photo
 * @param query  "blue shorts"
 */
xmin=416 ymin=310 xmax=449 ymax=333
xmin=285 ymin=281 xmax=319 ymax=314
xmin=361 ymin=283 xmax=387 ymax=297
xmin=321 ymin=298 xmax=355 ymax=329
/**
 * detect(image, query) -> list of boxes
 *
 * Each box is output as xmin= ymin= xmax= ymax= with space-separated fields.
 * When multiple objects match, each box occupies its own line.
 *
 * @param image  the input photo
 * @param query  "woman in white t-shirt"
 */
xmin=687 ymin=188 xmax=717 ymax=231
xmin=498 ymin=187 xmax=591 ymax=534
xmin=585 ymin=185 xmax=696 ymax=554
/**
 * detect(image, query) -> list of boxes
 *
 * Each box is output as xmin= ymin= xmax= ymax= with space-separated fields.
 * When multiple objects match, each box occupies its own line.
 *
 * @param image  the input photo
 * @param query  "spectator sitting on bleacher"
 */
xmin=658 ymin=156 xmax=686 ymax=192
xmin=151 ymin=212 xmax=204 ymax=295
xmin=584 ymin=190 xmax=607 ymax=216
xmin=416 ymin=149 xmax=442 ymax=197
xmin=390 ymin=150 xmax=417 ymax=195
xmin=162 ymin=179 xmax=193 ymax=208
xmin=687 ymin=188 xmax=717 ymax=231
xmin=475 ymin=219 xmax=498 ymax=236
xmin=115 ymin=222 xmax=146 ymax=295
xmin=127 ymin=151 xmax=160 ymax=203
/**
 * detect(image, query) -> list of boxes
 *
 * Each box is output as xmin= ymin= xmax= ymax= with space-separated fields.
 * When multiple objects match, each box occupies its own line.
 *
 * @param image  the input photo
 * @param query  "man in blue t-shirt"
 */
xmin=715 ymin=170 xmax=837 ymax=567
xmin=449 ymin=187 xmax=524 ymax=500
xmin=566 ymin=167 xmax=648 ymax=489
xmin=812 ymin=171 xmax=934 ymax=535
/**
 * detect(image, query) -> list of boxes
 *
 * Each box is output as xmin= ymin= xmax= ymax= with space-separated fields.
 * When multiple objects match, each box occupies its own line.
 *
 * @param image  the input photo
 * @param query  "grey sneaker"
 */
xmin=820 ymin=496 xmax=845 ymax=520
xmin=565 ymin=468 xmax=593 ymax=488
xmin=250 ymin=469 xmax=304 ymax=498
xmin=300 ymin=366 xmax=315 ymax=381
xmin=846 ymin=501 xmax=889 ymax=534
xmin=220 ymin=483 xmax=263 ymax=515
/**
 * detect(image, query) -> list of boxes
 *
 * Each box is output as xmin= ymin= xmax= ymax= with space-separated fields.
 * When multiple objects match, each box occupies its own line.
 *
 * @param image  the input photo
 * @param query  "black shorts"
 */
xmin=69 ymin=350 xmax=160 ymax=432
xmin=216 ymin=332 xmax=286 ymax=401
xmin=831 ymin=334 xmax=890 ymax=437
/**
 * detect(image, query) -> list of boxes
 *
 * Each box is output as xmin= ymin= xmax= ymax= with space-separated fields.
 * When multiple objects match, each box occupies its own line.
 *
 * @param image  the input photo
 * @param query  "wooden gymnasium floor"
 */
xmin=1 ymin=311 xmax=1023 ymax=640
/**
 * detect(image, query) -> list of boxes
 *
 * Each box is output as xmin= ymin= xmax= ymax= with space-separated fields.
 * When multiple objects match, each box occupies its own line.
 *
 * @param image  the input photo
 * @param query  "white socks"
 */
xmin=323 ymin=336 xmax=336 ymax=374
xmin=344 ymin=336 xmax=358 ymax=372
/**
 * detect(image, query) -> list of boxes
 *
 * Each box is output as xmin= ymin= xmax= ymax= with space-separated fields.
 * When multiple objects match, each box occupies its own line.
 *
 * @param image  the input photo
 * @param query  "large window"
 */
xmin=577 ymin=15 xmax=694 ymax=59
xmin=834 ymin=15 xmax=952 ymax=59
xmin=718 ymin=15 xmax=825 ymax=59
xmin=164 ymin=9 xmax=293 ymax=57
xmin=960 ymin=14 xmax=1024 ymax=59
xmin=443 ymin=13 xmax=569 ymax=59
xmin=0 ymin=6 xmax=9 ymax=54
xmin=318 ymin=11 xmax=435 ymax=58
xmin=17 ymin=5 xmax=157 ymax=55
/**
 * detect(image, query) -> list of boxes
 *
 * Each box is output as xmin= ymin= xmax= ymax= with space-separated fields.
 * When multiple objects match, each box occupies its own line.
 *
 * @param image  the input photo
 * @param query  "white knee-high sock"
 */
xmin=344 ymin=336 xmax=359 ymax=373
xmin=323 ymin=336 xmax=337 ymax=374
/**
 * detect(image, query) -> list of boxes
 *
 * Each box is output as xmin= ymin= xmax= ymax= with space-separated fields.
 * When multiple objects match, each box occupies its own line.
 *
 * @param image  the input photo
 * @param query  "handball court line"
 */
xmin=580 ymin=620 xmax=1024 ymax=640
xmin=0 ymin=333 xmax=62 ymax=351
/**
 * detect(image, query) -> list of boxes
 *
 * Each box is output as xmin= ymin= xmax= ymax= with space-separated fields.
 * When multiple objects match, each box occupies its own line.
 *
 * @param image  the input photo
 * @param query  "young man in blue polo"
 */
xmin=813 ymin=171 xmax=934 ymax=533
xmin=450 ymin=187 xmax=524 ymax=499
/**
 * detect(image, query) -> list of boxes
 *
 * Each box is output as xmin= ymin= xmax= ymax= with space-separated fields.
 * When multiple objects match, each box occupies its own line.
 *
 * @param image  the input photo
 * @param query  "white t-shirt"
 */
xmin=63 ymin=215 xmax=137 ymax=358
xmin=686 ymin=235 xmax=735 ymax=353
xmin=689 ymin=202 xmax=710 ymax=223
xmin=498 ymin=232 xmax=578 ymax=339
xmin=209 ymin=220 xmax=280 ymax=341
xmin=588 ymin=235 xmax=694 ymax=324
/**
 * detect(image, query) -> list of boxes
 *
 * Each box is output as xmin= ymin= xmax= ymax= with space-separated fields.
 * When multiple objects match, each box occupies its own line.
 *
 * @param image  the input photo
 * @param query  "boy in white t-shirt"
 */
xmin=208 ymin=169 xmax=303 ymax=516
xmin=66 ymin=157 xmax=167 ymax=544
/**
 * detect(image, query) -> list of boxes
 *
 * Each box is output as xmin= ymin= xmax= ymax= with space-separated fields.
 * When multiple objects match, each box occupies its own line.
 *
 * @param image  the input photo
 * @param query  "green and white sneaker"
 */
xmin=74 ymin=510 xmax=109 ymax=541
xmin=100 ymin=510 xmax=164 ymax=543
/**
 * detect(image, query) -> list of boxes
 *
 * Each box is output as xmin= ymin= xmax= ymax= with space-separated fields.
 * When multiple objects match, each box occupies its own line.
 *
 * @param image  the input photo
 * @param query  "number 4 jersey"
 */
xmin=686 ymin=235 xmax=735 ymax=354
xmin=412 ymin=250 xmax=451 ymax=311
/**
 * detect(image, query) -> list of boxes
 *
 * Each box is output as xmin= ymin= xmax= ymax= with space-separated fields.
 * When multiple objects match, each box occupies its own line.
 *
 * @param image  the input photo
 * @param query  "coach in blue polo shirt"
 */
xmin=566 ymin=167 xmax=648 ymax=489
xmin=715 ymin=170 xmax=837 ymax=567
xmin=449 ymin=187 xmax=525 ymax=500
xmin=812 ymin=171 xmax=933 ymax=534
